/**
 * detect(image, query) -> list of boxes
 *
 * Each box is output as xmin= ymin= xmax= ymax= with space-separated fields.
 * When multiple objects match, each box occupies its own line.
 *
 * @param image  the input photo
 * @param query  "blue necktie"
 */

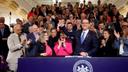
xmin=81 ymin=32 xmax=85 ymax=44
xmin=1 ymin=29 xmax=4 ymax=36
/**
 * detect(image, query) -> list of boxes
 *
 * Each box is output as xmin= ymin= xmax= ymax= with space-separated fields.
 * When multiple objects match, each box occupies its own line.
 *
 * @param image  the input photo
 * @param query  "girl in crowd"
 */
xmin=54 ymin=32 xmax=73 ymax=56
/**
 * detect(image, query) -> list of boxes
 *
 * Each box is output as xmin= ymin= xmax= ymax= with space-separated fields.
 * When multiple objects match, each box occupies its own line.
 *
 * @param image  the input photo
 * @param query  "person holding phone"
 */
xmin=54 ymin=32 xmax=73 ymax=56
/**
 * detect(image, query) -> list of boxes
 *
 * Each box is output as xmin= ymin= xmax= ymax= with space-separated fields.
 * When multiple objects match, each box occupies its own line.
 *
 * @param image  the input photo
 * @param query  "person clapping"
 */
xmin=38 ymin=31 xmax=52 ymax=56
xmin=54 ymin=32 xmax=73 ymax=56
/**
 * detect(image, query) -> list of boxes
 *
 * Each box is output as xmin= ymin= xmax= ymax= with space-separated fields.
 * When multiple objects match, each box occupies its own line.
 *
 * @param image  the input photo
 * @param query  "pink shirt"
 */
xmin=45 ymin=45 xmax=52 ymax=56
xmin=54 ymin=41 xmax=73 ymax=56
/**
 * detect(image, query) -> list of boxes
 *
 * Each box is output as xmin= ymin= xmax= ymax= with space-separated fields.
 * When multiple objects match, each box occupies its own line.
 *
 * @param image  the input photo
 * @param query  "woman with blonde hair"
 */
xmin=38 ymin=31 xmax=52 ymax=56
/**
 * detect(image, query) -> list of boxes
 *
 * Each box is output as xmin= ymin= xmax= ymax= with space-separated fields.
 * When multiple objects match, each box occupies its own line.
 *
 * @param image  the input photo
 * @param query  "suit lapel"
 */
xmin=32 ymin=33 xmax=36 ymax=40
xmin=78 ymin=30 xmax=82 ymax=44
xmin=81 ymin=30 xmax=90 ymax=44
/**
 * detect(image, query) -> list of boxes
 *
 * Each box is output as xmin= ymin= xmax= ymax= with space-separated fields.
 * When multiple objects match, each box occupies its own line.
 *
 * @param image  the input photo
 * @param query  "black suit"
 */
xmin=74 ymin=30 xmax=99 ymax=56
xmin=26 ymin=33 xmax=39 ymax=57
xmin=0 ymin=24 xmax=11 ymax=59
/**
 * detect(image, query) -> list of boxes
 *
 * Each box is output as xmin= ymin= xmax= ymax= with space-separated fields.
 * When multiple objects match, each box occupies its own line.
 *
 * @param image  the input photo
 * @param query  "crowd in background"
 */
xmin=0 ymin=0 xmax=128 ymax=71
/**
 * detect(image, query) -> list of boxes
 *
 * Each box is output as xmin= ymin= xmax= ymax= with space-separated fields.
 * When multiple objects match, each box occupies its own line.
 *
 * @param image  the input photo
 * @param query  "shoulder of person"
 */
xmin=8 ymin=33 xmax=17 ymax=39
xmin=88 ymin=30 xmax=97 ymax=35
xmin=4 ymin=24 xmax=10 ymax=28
xmin=23 ymin=22 xmax=30 ymax=26
xmin=65 ymin=39 xmax=71 ymax=43
xmin=76 ymin=30 xmax=82 ymax=34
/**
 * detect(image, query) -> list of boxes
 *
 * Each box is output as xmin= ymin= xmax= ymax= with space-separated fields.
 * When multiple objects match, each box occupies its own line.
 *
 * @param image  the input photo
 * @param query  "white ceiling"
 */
xmin=12 ymin=0 xmax=128 ymax=12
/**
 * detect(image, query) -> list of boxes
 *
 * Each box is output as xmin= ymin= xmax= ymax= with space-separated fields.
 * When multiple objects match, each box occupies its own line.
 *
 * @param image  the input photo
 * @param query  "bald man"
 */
xmin=6 ymin=24 xmax=29 ymax=72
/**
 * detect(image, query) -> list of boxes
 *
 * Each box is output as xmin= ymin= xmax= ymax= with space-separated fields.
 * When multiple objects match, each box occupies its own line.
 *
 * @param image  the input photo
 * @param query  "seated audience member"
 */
xmin=38 ymin=31 xmax=52 ymax=56
xmin=114 ymin=22 xmax=128 ymax=56
xmin=6 ymin=24 xmax=30 ymax=72
xmin=22 ymin=14 xmax=34 ymax=34
xmin=16 ymin=18 xmax=23 ymax=26
xmin=98 ymin=22 xmax=105 ymax=37
xmin=89 ymin=22 xmax=101 ymax=39
xmin=54 ymin=32 xmax=73 ymax=56
xmin=98 ymin=29 xmax=117 ymax=57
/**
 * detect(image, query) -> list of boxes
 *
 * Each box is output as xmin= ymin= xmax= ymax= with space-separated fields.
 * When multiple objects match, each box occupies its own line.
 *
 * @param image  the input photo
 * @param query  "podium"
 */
xmin=18 ymin=57 xmax=128 ymax=72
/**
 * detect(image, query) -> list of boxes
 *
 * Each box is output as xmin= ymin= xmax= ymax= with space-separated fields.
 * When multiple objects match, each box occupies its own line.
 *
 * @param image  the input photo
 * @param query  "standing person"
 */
xmin=6 ymin=24 xmax=30 ymax=72
xmin=59 ymin=22 xmax=76 ymax=55
xmin=22 ymin=14 xmax=34 ymax=34
xmin=114 ymin=23 xmax=128 ymax=56
xmin=54 ymin=32 xmax=73 ymax=56
xmin=38 ymin=31 xmax=52 ymax=56
xmin=48 ymin=28 xmax=59 ymax=56
xmin=74 ymin=19 xmax=98 ymax=57
xmin=26 ymin=24 xmax=40 ymax=57
xmin=98 ymin=29 xmax=116 ymax=57
xmin=0 ymin=17 xmax=11 ymax=59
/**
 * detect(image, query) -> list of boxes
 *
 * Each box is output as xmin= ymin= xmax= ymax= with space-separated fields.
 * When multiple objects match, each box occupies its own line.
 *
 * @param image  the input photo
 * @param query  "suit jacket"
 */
xmin=75 ymin=30 xmax=99 ymax=56
xmin=0 ymin=24 xmax=10 ymax=38
xmin=0 ymin=24 xmax=11 ymax=58
xmin=27 ymin=33 xmax=36 ymax=45
xmin=6 ymin=33 xmax=28 ymax=64
xmin=26 ymin=33 xmax=38 ymax=57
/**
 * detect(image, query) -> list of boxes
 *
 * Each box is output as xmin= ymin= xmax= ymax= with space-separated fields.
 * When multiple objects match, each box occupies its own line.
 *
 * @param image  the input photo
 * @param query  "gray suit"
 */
xmin=6 ymin=33 xmax=28 ymax=71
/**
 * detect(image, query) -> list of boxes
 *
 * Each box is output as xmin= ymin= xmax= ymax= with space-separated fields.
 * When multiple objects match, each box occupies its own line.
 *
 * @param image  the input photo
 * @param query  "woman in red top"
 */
xmin=54 ymin=32 xmax=73 ymax=56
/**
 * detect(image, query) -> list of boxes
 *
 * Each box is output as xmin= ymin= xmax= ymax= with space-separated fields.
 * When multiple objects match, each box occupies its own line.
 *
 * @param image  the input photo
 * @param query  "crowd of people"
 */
xmin=0 ymin=0 xmax=128 ymax=72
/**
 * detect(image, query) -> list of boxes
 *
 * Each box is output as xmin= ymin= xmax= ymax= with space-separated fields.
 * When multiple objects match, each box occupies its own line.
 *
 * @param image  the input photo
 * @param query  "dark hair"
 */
xmin=31 ymin=7 xmax=36 ymax=12
xmin=104 ymin=29 xmax=115 ymax=39
xmin=67 ymin=22 xmax=72 ymax=25
xmin=50 ymin=28 xmax=57 ymax=32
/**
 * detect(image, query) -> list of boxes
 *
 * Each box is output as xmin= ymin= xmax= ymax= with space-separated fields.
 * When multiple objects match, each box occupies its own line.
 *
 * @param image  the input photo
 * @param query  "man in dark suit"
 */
xmin=75 ymin=19 xmax=98 ymax=56
xmin=0 ymin=17 xmax=11 ymax=59
xmin=59 ymin=19 xmax=98 ymax=56
xmin=26 ymin=24 xmax=40 ymax=57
